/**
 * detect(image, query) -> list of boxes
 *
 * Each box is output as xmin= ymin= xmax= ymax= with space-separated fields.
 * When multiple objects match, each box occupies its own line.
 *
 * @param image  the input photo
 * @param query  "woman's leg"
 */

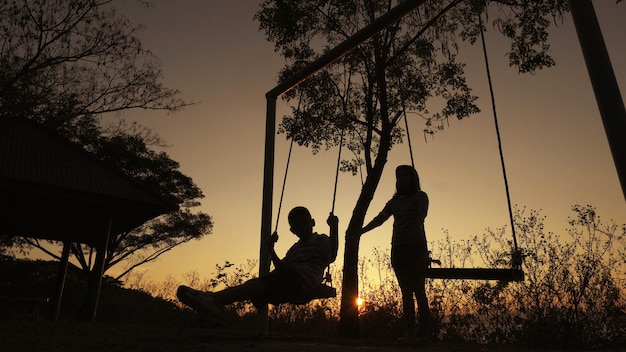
xmin=392 ymin=243 xmax=432 ymax=340
xmin=415 ymin=273 xmax=430 ymax=338
xmin=393 ymin=265 xmax=417 ymax=337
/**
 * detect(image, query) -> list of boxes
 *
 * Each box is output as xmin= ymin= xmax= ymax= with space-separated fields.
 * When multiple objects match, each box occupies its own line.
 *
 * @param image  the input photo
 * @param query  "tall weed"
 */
xmin=128 ymin=205 xmax=625 ymax=347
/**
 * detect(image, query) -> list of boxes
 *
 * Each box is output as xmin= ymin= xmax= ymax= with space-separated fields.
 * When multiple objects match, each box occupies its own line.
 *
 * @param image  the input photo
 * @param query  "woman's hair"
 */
xmin=395 ymin=164 xmax=421 ymax=194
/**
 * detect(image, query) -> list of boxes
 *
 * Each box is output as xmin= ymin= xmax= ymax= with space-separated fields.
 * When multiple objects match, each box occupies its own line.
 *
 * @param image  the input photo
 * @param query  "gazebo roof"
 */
xmin=0 ymin=119 xmax=179 ymax=246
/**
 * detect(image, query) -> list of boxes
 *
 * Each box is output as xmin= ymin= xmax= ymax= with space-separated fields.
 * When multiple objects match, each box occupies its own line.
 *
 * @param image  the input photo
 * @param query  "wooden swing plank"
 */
xmin=425 ymin=267 xmax=524 ymax=281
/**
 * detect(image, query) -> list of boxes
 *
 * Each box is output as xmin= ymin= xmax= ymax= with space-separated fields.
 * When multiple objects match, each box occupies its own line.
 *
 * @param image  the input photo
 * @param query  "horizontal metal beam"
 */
xmin=266 ymin=0 xmax=429 ymax=99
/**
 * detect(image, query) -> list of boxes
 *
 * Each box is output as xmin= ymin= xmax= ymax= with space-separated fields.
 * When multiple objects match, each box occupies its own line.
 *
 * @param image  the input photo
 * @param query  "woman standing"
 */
xmin=358 ymin=165 xmax=431 ymax=342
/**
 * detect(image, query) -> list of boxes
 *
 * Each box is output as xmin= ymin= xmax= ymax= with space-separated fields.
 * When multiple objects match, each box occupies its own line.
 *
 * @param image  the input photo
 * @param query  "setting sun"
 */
xmin=356 ymin=297 xmax=364 ymax=307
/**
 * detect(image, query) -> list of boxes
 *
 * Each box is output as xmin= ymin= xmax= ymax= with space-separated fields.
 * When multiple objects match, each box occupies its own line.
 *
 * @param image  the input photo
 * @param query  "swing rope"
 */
xmin=274 ymin=131 xmax=344 ymax=232
xmin=323 ymin=125 xmax=346 ymax=287
xmin=331 ymin=127 xmax=346 ymax=214
xmin=273 ymin=138 xmax=294 ymax=234
xmin=401 ymin=7 xmax=522 ymax=272
xmin=272 ymin=123 xmax=345 ymax=293
xmin=402 ymin=106 xmax=416 ymax=169
xmin=478 ymin=11 xmax=521 ymax=267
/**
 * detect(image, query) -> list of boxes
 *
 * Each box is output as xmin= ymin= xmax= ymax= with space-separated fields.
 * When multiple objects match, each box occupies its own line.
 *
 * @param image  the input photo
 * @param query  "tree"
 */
xmin=256 ymin=0 xmax=570 ymax=337
xmin=1 ymin=0 xmax=212 ymax=284
xmin=0 ymin=0 xmax=189 ymax=119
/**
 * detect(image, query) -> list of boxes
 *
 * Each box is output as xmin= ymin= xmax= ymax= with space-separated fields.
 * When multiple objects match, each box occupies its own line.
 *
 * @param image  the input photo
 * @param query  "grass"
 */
xmin=3 ymin=320 xmax=607 ymax=352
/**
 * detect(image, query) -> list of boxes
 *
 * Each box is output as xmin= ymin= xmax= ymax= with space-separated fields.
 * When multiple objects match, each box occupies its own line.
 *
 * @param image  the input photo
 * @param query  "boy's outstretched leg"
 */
xmin=176 ymin=286 xmax=223 ymax=316
xmin=177 ymin=277 xmax=270 ymax=315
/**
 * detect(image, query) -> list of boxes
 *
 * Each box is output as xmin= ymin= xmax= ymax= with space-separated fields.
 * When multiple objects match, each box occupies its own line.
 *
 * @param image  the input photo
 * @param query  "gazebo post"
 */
xmin=80 ymin=216 xmax=112 ymax=322
xmin=50 ymin=240 xmax=72 ymax=321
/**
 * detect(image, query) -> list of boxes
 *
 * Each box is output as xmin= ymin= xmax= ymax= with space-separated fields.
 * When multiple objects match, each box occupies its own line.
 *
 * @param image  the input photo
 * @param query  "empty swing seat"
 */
xmin=425 ymin=267 xmax=524 ymax=281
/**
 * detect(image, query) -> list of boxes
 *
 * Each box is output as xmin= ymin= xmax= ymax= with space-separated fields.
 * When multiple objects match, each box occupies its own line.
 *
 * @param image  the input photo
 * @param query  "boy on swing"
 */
xmin=177 ymin=206 xmax=339 ymax=314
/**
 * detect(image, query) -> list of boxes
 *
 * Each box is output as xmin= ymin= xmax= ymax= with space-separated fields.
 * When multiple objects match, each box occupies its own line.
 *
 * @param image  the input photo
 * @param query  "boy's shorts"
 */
xmin=261 ymin=266 xmax=305 ymax=301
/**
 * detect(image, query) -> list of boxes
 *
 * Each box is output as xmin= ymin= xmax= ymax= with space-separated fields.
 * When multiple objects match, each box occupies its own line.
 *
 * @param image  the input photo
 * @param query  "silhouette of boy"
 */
xmin=177 ymin=206 xmax=339 ymax=313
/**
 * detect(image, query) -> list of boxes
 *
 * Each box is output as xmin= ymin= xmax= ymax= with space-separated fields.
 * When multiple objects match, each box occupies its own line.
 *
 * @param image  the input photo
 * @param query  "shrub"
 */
xmin=6 ymin=204 xmax=622 ymax=348
xmin=354 ymin=205 xmax=626 ymax=348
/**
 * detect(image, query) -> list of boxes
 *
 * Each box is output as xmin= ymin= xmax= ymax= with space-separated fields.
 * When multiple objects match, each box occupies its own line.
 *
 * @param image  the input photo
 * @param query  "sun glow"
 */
xmin=356 ymin=297 xmax=364 ymax=307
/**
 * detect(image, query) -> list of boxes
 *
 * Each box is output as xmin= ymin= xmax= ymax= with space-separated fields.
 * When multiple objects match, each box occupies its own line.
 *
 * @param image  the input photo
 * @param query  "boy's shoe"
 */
xmin=176 ymin=285 xmax=223 ymax=316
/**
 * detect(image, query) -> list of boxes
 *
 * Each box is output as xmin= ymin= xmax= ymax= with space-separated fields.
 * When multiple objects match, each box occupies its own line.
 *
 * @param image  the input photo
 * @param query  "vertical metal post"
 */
xmin=569 ymin=0 xmax=626 ymax=201
xmin=257 ymin=94 xmax=277 ymax=335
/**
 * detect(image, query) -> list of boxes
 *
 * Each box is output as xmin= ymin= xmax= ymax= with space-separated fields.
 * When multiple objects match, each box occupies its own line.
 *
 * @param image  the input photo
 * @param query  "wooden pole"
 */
xmin=80 ymin=216 xmax=112 ymax=322
xmin=568 ymin=0 xmax=626 ymax=201
xmin=50 ymin=240 xmax=72 ymax=321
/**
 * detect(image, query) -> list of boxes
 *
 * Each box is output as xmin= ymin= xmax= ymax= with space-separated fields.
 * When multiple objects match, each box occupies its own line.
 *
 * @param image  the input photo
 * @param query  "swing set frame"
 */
xmin=257 ymin=0 xmax=626 ymax=333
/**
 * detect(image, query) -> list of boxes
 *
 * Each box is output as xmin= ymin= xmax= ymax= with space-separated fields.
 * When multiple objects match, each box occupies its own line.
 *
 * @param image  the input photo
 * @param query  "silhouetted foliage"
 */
xmin=0 ymin=0 xmax=212 ymax=281
xmin=131 ymin=205 xmax=625 ymax=347
xmin=3 ymin=206 xmax=621 ymax=348
xmin=0 ymin=0 xmax=189 ymax=119
xmin=0 ymin=257 xmax=194 ymax=324
xmin=357 ymin=205 xmax=626 ymax=348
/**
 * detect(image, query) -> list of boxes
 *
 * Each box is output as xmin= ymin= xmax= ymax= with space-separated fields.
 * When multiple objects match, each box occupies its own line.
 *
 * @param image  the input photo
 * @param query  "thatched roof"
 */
xmin=0 ymin=119 xmax=179 ymax=245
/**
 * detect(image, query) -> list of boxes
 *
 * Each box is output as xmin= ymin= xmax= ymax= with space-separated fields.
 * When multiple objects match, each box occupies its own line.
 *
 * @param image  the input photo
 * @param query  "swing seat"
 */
xmin=425 ymin=267 xmax=524 ymax=282
xmin=267 ymin=283 xmax=337 ymax=305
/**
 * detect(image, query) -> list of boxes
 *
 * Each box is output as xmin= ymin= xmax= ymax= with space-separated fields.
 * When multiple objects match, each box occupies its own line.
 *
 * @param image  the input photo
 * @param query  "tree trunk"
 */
xmin=338 ymin=231 xmax=361 ymax=337
xmin=338 ymin=144 xmax=389 ymax=337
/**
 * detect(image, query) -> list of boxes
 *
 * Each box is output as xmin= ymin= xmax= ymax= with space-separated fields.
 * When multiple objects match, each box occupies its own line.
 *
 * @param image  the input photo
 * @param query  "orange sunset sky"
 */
xmin=36 ymin=1 xmax=626 ymax=284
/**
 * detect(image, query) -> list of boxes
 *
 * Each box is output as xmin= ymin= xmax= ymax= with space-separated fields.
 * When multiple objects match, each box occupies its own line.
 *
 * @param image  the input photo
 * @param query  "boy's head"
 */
xmin=288 ymin=206 xmax=315 ymax=236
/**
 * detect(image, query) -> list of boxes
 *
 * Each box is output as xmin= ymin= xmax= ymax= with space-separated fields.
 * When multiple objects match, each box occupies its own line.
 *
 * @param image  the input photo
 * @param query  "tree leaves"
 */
xmin=0 ymin=0 xmax=192 ymax=120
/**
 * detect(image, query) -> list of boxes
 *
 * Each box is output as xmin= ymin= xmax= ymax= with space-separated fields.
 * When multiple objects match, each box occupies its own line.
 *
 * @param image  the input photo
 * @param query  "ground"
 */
xmin=2 ymin=322 xmax=624 ymax=352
